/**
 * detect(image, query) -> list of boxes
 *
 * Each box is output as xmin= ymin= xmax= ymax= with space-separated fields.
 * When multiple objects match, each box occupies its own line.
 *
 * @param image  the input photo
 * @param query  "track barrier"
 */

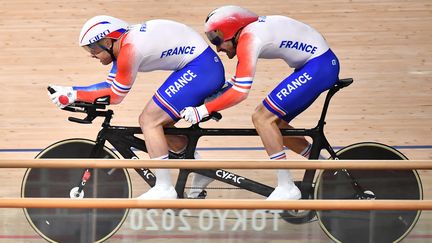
xmin=0 ymin=198 xmax=431 ymax=210
xmin=3 ymin=159 xmax=431 ymax=210
xmin=0 ymin=159 xmax=431 ymax=169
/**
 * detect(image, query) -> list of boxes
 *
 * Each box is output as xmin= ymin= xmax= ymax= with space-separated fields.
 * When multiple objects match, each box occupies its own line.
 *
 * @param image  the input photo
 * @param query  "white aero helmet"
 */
xmin=79 ymin=15 xmax=129 ymax=47
xmin=205 ymin=5 xmax=258 ymax=46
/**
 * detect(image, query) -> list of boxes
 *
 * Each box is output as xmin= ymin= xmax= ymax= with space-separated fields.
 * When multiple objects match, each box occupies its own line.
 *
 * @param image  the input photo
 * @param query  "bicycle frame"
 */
xmin=30 ymin=78 xmax=421 ymax=243
xmin=77 ymin=78 xmax=353 ymax=199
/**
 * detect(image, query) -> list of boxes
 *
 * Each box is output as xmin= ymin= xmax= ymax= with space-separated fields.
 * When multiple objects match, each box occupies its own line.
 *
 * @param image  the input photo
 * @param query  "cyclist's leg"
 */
xmin=276 ymin=120 xmax=310 ymax=154
xmin=139 ymin=102 xmax=173 ymax=158
xmin=145 ymin=47 xmax=225 ymax=199
xmin=253 ymin=104 xmax=285 ymax=155
xmin=187 ymin=151 xmax=215 ymax=198
xmin=164 ymin=120 xmax=188 ymax=153
xmin=139 ymin=102 xmax=207 ymax=199
xmin=252 ymin=104 xmax=301 ymax=200
xmin=138 ymin=100 xmax=177 ymax=199
xmin=277 ymin=120 xmax=326 ymax=159
xmin=255 ymin=49 xmax=339 ymax=200
xmin=164 ymin=134 xmax=213 ymax=198
xmin=165 ymin=130 xmax=212 ymax=198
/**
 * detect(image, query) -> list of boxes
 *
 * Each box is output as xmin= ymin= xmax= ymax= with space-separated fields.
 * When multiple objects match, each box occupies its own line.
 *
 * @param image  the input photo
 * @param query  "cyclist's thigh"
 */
xmin=142 ymin=99 xmax=176 ymax=125
xmin=263 ymin=49 xmax=340 ymax=122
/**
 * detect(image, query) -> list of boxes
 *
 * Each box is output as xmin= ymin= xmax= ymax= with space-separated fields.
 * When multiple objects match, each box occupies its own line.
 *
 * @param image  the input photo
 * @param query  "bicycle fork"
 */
xmin=69 ymin=137 xmax=112 ymax=199
xmin=70 ymin=169 xmax=92 ymax=199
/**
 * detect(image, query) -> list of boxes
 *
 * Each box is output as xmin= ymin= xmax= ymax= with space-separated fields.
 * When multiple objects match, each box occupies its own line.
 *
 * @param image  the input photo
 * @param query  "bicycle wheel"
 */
xmin=314 ymin=142 xmax=422 ymax=243
xmin=21 ymin=139 xmax=132 ymax=243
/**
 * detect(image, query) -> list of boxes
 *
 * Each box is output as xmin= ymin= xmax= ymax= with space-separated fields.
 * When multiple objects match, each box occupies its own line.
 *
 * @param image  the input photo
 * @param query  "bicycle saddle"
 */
xmin=336 ymin=78 xmax=353 ymax=88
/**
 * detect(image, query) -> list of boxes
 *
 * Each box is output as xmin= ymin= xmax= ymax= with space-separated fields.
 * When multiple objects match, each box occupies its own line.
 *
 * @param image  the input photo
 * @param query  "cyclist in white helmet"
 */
xmin=181 ymin=6 xmax=340 ymax=200
xmin=48 ymin=15 xmax=226 ymax=199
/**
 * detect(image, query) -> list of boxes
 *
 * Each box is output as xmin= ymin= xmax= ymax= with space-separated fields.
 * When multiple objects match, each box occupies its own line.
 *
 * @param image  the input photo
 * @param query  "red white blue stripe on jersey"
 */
xmin=154 ymin=91 xmax=181 ymax=118
xmin=111 ymin=79 xmax=131 ymax=96
xmin=106 ymin=72 xmax=116 ymax=84
xmin=264 ymin=96 xmax=286 ymax=116
xmin=232 ymin=77 xmax=253 ymax=93
xmin=270 ymin=151 xmax=286 ymax=160
xmin=229 ymin=76 xmax=236 ymax=83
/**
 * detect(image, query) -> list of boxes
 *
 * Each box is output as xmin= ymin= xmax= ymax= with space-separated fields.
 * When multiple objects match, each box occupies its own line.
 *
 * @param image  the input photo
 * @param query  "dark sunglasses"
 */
xmin=205 ymin=30 xmax=224 ymax=46
xmin=83 ymin=41 xmax=109 ymax=55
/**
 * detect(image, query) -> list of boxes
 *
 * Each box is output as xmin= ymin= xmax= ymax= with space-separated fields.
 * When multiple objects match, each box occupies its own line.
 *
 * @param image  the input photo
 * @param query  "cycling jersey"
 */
xmin=73 ymin=19 xmax=224 ymax=119
xmin=205 ymin=15 xmax=340 ymax=122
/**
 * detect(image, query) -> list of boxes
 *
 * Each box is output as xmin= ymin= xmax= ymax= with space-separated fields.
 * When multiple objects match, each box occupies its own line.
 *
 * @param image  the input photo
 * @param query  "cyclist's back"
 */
xmin=123 ymin=19 xmax=209 ymax=71
xmin=242 ymin=15 xmax=329 ymax=68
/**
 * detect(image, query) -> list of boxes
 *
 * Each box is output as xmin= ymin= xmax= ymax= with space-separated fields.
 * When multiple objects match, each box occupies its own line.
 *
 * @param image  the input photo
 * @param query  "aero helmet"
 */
xmin=205 ymin=5 xmax=258 ymax=46
xmin=79 ymin=15 xmax=129 ymax=47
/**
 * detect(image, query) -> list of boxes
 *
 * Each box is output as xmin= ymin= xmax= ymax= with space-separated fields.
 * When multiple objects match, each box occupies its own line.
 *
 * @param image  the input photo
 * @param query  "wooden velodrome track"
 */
xmin=0 ymin=0 xmax=431 ymax=242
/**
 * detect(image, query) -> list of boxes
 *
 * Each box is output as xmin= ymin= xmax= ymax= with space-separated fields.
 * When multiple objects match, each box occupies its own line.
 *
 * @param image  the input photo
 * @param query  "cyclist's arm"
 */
xmin=72 ymin=63 xmax=116 ymax=102
xmin=74 ymin=44 xmax=139 ymax=104
xmin=205 ymin=86 xmax=248 ymax=113
xmin=205 ymin=34 xmax=258 ymax=113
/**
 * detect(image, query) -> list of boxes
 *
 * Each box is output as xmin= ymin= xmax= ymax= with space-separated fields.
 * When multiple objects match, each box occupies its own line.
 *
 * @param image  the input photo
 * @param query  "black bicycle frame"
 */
xmin=76 ymin=78 xmax=353 ymax=199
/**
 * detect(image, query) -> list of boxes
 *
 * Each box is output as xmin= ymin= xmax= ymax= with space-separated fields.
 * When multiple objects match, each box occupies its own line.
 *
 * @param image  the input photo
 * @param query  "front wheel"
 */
xmin=314 ymin=142 xmax=422 ymax=243
xmin=21 ymin=139 xmax=132 ymax=243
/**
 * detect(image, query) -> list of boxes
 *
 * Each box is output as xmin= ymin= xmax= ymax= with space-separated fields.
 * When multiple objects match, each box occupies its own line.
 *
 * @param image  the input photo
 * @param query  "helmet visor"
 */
xmin=205 ymin=30 xmax=224 ymax=46
xmin=82 ymin=42 xmax=106 ymax=55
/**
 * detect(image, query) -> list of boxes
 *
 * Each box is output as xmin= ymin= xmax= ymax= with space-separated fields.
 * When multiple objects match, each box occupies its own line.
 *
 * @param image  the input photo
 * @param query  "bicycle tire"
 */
xmin=21 ymin=139 xmax=132 ymax=243
xmin=314 ymin=142 xmax=422 ymax=243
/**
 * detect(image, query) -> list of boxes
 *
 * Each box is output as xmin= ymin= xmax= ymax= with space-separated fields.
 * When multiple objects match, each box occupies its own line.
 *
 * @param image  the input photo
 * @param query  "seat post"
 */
xmin=317 ymin=78 xmax=353 ymax=127
xmin=317 ymin=86 xmax=339 ymax=127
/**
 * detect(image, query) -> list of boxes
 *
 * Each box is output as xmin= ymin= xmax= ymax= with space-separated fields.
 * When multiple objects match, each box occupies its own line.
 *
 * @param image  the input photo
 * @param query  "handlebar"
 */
xmin=62 ymin=102 xmax=222 ymax=124
xmin=203 ymin=112 xmax=222 ymax=122
xmin=48 ymin=86 xmax=221 ymax=124
xmin=63 ymin=102 xmax=110 ymax=124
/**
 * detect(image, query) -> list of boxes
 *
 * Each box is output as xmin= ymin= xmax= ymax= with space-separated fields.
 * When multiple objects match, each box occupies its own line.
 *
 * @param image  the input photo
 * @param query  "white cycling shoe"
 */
xmin=266 ymin=185 xmax=302 ymax=200
xmin=137 ymin=186 xmax=177 ymax=200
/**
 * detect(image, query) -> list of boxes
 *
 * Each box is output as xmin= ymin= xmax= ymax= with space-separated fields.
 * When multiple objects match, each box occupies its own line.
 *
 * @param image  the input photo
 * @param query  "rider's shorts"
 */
xmin=153 ymin=47 xmax=225 ymax=120
xmin=263 ymin=49 xmax=340 ymax=122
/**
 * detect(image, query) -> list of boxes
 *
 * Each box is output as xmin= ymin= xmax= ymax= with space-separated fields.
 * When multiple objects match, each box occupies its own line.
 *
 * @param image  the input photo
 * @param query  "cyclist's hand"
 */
xmin=47 ymin=85 xmax=77 ymax=108
xmin=181 ymin=105 xmax=209 ymax=124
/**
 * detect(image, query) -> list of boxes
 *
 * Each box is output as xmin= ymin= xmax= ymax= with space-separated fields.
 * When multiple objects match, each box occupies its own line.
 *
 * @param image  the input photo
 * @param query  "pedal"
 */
xmin=186 ymin=190 xmax=207 ymax=199
xmin=196 ymin=190 xmax=207 ymax=199
xmin=169 ymin=150 xmax=186 ymax=159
